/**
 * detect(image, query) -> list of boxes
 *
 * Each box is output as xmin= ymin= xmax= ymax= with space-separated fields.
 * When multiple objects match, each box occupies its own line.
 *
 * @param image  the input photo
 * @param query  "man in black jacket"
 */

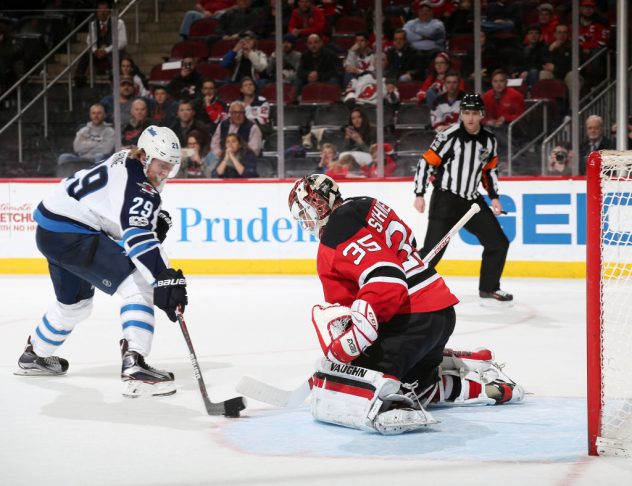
xmin=295 ymin=34 xmax=341 ymax=94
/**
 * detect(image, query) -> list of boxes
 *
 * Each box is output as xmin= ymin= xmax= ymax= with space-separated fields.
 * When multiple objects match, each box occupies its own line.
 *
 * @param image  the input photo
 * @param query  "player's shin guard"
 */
xmin=310 ymin=358 xmax=437 ymax=435
xmin=30 ymin=298 xmax=93 ymax=358
xmin=416 ymin=348 xmax=525 ymax=406
xmin=117 ymin=272 xmax=155 ymax=356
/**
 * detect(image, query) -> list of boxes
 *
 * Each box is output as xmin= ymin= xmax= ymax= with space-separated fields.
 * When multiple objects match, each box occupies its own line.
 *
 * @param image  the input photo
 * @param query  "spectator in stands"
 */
xmin=220 ymin=30 xmax=268 ymax=84
xmin=75 ymin=0 xmax=128 ymax=86
xmin=266 ymin=33 xmax=301 ymax=83
xmin=122 ymin=98 xmax=151 ymax=147
xmin=403 ymin=1 xmax=446 ymax=70
xmin=482 ymin=69 xmax=525 ymax=158
xmin=540 ymin=24 xmax=575 ymax=92
xmin=258 ymin=0 xmax=292 ymax=39
xmin=610 ymin=116 xmax=632 ymax=149
xmin=100 ymin=76 xmax=136 ymax=126
xmin=238 ymin=76 xmax=271 ymax=136
xmin=343 ymin=32 xmax=375 ymax=87
xmin=547 ymin=142 xmax=573 ymax=176
xmin=579 ymin=0 xmax=610 ymax=55
xmin=210 ymin=101 xmax=263 ymax=162
xmin=430 ymin=71 xmax=465 ymax=131
xmin=519 ymin=25 xmax=548 ymax=90
xmin=416 ymin=52 xmax=465 ymax=106
xmin=445 ymin=0 xmax=473 ymax=35
xmin=326 ymin=153 xmax=363 ymax=179
xmin=342 ymin=107 xmax=375 ymax=153
xmin=0 ymin=24 xmax=22 ymax=95
xmin=343 ymin=53 xmax=400 ymax=108
xmin=183 ymin=129 xmax=212 ymax=177
xmin=57 ymin=103 xmax=115 ymax=166
xmin=481 ymin=0 xmax=520 ymax=33
xmin=150 ymin=85 xmax=178 ymax=127
xmin=462 ymin=30 xmax=500 ymax=91
xmin=179 ymin=0 xmax=234 ymax=40
xmin=169 ymin=99 xmax=211 ymax=147
xmin=580 ymin=115 xmax=613 ymax=175
xmin=295 ymin=34 xmax=341 ymax=95
xmin=214 ymin=0 xmax=260 ymax=41
xmin=364 ymin=143 xmax=397 ymax=178
xmin=168 ymin=57 xmax=204 ymax=101
xmin=119 ymin=55 xmax=150 ymax=98
xmin=316 ymin=142 xmax=337 ymax=173
xmin=194 ymin=79 xmax=227 ymax=132
xmin=385 ymin=29 xmax=419 ymax=83
xmin=288 ymin=0 xmax=328 ymax=41
xmin=535 ymin=3 xmax=558 ymax=45
xmin=211 ymin=133 xmax=259 ymax=178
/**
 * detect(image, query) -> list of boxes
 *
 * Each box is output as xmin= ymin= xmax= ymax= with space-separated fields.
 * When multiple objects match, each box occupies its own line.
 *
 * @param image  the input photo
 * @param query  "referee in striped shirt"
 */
xmin=413 ymin=93 xmax=513 ymax=302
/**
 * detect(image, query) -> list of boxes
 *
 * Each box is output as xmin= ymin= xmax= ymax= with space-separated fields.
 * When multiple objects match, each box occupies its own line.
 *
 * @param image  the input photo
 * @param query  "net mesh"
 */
xmin=598 ymin=151 xmax=632 ymax=454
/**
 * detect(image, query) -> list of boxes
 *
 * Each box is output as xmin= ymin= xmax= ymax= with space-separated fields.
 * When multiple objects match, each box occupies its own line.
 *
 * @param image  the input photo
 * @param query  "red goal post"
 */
xmin=586 ymin=150 xmax=632 ymax=457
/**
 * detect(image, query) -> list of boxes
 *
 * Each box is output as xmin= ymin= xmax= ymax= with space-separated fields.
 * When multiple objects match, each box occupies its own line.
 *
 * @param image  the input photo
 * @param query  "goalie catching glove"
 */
xmin=154 ymin=268 xmax=188 ymax=322
xmin=311 ymin=300 xmax=378 ymax=364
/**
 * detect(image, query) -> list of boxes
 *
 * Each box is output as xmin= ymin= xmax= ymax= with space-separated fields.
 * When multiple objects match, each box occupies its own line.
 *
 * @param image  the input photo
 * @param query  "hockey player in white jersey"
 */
xmin=16 ymin=125 xmax=188 ymax=398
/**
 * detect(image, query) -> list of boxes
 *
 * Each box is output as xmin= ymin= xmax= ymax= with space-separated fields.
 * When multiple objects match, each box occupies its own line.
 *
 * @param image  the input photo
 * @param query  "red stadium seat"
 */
xmin=218 ymin=83 xmax=241 ymax=103
xmin=256 ymin=39 xmax=276 ymax=56
xmin=209 ymin=38 xmax=238 ymax=61
xmin=260 ymin=82 xmax=297 ymax=105
xmin=396 ymin=81 xmax=424 ymax=103
xmin=449 ymin=34 xmax=473 ymax=54
xmin=334 ymin=16 xmax=368 ymax=37
xmin=530 ymin=79 xmax=567 ymax=101
xmin=170 ymin=40 xmax=209 ymax=60
xmin=149 ymin=63 xmax=180 ymax=85
xmin=300 ymin=82 xmax=342 ymax=105
xmin=197 ymin=62 xmax=230 ymax=83
xmin=189 ymin=17 xmax=218 ymax=38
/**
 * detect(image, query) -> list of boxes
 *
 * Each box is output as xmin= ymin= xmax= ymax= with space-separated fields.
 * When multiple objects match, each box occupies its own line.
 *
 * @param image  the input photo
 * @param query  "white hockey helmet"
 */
xmin=137 ymin=125 xmax=181 ymax=178
xmin=288 ymin=174 xmax=342 ymax=236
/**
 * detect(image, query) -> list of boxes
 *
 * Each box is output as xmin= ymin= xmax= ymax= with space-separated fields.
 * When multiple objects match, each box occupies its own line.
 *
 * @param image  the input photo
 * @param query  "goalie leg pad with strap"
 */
xmin=310 ymin=358 xmax=437 ymax=434
xmin=419 ymin=348 xmax=524 ymax=406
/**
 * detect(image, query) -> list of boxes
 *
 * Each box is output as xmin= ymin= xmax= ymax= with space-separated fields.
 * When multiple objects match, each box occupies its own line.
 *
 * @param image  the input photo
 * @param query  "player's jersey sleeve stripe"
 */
xmin=122 ymin=227 xmax=150 ymax=243
xmin=407 ymin=272 xmax=441 ymax=295
xmin=362 ymin=276 xmax=409 ymax=288
xmin=126 ymin=232 xmax=156 ymax=248
xmin=357 ymin=262 xmax=406 ymax=287
xmin=127 ymin=240 xmax=159 ymax=259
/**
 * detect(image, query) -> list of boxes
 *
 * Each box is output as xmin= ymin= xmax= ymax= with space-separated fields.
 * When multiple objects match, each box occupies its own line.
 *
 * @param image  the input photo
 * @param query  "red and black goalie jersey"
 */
xmin=317 ymin=197 xmax=459 ymax=323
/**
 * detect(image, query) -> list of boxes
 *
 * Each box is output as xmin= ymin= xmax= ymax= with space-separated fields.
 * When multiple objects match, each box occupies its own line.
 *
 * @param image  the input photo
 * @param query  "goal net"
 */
xmin=587 ymin=150 xmax=632 ymax=457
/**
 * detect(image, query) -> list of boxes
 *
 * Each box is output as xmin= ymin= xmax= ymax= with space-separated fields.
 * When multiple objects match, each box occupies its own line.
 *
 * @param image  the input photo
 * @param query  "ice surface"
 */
xmin=2 ymin=275 xmax=631 ymax=485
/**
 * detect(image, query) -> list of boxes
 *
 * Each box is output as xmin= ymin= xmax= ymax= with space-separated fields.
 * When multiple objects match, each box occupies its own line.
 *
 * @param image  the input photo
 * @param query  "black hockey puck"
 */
xmin=224 ymin=396 xmax=247 ymax=417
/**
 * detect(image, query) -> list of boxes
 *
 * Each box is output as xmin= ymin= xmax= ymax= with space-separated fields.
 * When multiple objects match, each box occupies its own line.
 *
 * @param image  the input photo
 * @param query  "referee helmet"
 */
xmin=460 ymin=93 xmax=485 ymax=113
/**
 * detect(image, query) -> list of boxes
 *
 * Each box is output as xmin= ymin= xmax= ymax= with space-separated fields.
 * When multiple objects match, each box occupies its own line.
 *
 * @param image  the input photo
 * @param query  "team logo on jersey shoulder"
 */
xmin=137 ymin=182 xmax=158 ymax=196
xmin=109 ymin=151 xmax=127 ymax=167
xmin=129 ymin=215 xmax=149 ymax=227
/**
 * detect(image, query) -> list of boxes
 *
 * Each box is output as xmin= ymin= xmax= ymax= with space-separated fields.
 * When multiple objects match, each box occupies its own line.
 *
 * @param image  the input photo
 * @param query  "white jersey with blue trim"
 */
xmin=34 ymin=150 xmax=169 ymax=284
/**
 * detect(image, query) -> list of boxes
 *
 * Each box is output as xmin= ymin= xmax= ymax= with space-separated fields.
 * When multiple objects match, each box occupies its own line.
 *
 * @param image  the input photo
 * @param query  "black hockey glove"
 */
xmin=154 ymin=268 xmax=188 ymax=322
xmin=155 ymin=210 xmax=172 ymax=243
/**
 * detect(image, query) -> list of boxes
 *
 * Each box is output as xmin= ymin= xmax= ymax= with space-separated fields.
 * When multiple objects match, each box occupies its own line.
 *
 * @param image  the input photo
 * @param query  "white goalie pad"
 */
xmin=310 ymin=358 xmax=437 ymax=434
xmin=423 ymin=348 xmax=524 ymax=407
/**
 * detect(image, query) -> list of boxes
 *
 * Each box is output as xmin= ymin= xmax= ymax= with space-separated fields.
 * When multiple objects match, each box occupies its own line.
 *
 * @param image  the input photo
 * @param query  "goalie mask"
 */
xmin=137 ymin=125 xmax=181 ymax=189
xmin=288 ymin=174 xmax=342 ymax=237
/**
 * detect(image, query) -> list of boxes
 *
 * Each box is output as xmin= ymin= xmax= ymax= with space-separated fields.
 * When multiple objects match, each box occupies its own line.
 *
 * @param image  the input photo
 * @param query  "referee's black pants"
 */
xmin=421 ymin=189 xmax=510 ymax=293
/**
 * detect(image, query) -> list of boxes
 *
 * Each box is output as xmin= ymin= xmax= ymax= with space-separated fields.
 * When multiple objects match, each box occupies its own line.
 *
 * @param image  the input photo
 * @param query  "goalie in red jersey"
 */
xmin=288 ymin=174 xmax=524 ymax=434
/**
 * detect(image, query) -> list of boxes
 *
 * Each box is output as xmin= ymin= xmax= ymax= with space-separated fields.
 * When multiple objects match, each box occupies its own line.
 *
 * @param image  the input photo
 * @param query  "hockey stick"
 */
xmin=236 ymin=203 xmax=481 ymax=408
xmin=176 ymin=308 xmax=246 ymax=417
xmin=421 ymin=202 xmax=480 ymax=267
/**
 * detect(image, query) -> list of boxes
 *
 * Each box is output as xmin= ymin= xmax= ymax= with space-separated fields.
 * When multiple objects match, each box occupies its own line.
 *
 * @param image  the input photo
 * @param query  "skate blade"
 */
xmin=122 ymin=380 xmax=177 ymax=398
xmin=14 ymin=367 xmax=66 ymax=376
xmin=479 ymin=299 xmax=514 ymax=308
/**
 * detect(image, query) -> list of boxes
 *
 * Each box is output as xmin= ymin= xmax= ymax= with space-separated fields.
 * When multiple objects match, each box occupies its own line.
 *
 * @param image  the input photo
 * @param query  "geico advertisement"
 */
xmin=1 ymin=179 xmax=591 ymax=262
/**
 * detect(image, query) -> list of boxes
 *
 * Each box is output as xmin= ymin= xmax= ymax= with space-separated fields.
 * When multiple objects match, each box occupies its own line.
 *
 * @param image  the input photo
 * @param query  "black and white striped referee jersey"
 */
xmin=413 ymin=123 xmax=500 ymax=201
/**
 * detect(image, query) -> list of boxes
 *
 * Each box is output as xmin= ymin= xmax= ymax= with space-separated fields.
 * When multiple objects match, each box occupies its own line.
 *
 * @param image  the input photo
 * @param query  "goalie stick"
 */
xmin=236 ymin=203 xmax=481 ymax=408
xmin=177 ymin=308 xmax=246 ymax=417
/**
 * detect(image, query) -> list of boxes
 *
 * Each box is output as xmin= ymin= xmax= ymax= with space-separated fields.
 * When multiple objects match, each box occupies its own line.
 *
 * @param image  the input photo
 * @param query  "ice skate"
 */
xmin=15 ymin=337 xmax=69 ymax=376
xmin=479 ymin=289 xmax=514 ymax=307
xmin=120 ymin=339 xmax=176 ymax=398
